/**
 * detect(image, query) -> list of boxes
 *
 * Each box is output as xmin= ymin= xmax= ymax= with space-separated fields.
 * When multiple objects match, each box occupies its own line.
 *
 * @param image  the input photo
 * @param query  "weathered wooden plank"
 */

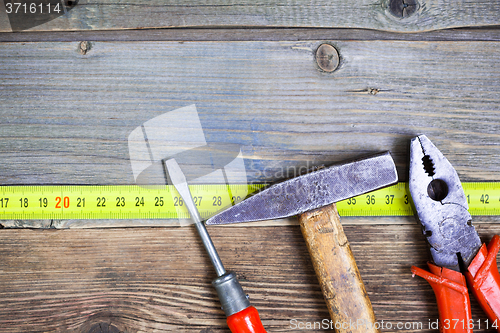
xmin=0 ymin=224 xmax=497 ymax=332
xmin=1 ymin=40 xmax=499 ymax=228
xmin=1 ymin=0 xmax=500 ymax=33
xmin=0 ymin=40 xmax=498 ymax=183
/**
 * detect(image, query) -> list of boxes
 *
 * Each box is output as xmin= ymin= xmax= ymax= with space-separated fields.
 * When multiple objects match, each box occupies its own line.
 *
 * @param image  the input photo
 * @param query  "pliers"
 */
xmin=409 ymin=135 xmax=500 ymax=333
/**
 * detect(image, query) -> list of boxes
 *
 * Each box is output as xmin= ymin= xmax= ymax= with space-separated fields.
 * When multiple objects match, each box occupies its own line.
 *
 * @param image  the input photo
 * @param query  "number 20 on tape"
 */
xmin=0 ymin=185 xmax=260 ymax=220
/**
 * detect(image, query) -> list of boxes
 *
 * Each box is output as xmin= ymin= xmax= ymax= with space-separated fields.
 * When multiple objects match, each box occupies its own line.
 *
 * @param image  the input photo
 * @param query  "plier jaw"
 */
xmin=409 ymin=135 xmax=500 ymax=332
xmin=409 ymin=135 xmax=481 ymax=271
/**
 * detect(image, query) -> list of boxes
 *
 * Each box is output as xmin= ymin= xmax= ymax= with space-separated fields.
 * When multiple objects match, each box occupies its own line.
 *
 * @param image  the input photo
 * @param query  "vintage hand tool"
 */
xmin=409 ymin=135 xmax=500 ymax=333
xmin=164 ymin=158 xmax=266 ymax=333
xmin=207 ymin=152 xmax=398 ymax=333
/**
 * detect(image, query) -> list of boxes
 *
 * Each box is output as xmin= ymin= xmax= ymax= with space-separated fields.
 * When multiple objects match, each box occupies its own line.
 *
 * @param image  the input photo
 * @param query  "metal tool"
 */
xmin=207 ymin=152 xmax=398 ymax=333
xmin=409 ymin=135 xmax=500 ymax=333
xmin=164 ymin=158 xmax=266 ymax=333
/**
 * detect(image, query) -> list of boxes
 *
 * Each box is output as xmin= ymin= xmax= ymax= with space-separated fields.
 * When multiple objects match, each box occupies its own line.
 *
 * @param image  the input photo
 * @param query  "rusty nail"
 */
xmin=315 ymin=44 xmax=339 ymax=73
xmin=79 ymin=41 xmax=91 ymax=55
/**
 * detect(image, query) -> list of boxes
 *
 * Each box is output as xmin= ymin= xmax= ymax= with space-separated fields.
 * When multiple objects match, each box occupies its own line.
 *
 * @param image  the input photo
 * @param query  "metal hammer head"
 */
xmin=206 ymin=152 xmax=398 ymax=225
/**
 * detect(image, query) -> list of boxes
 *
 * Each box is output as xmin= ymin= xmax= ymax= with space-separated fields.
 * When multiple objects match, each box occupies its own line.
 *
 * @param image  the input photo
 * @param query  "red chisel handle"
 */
xmin=466 ymin=235 xmax=500 ymax=331
xmin=411 ymin=263 xmax=473 ymax=333
xmin=227 ymin=306 xmax=267 ymax=333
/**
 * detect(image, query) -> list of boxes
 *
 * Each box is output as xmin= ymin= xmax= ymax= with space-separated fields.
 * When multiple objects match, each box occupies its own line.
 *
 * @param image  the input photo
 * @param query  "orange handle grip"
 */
xmin=412 ymin=263 xmax=473 ymax=333
xmin=227 ymin=306 xmax=267 ymax=333
xmin=466 ymin=235 xmax=500 ymax=331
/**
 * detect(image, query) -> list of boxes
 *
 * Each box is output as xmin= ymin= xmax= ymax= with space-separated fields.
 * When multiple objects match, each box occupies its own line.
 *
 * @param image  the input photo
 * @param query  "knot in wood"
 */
xmin=79 ymin=41 xmax=92 ymax=55
xmin=315 ymin=44 xmax=339 ymax=73
xmin=88 ymin=323 xmax=122 ymax=333
xmin=65 ymin=0 xmax=78 ymax=7
xmin=389 ymin=0 xmax=419 ymax=18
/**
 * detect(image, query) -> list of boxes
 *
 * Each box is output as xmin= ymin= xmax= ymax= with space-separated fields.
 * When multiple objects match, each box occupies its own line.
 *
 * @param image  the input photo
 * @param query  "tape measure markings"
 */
xmin=0 ymin=182 xmax=498 ymax=219
xmin=336 ymin=182 xmax=412 ymax=216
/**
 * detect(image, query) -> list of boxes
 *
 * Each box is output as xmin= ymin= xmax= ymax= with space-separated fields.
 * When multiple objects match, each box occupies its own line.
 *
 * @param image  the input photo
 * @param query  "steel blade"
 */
xmin=206 ymin=152 xmax=397 ymax=225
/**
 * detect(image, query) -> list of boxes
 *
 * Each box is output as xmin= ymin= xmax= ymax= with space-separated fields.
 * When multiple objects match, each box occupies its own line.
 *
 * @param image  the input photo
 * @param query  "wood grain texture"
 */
xmin=0 ymin=224 xmax=499 ymax=332
xmin=3 ymin=28 xmax=500 ymax=43
xmin=0 ymin=40 xmax=499 ymax=185
xmin=1 ymin=0 xmax=500 ymax=33
xmin=299 ymin=204 xmax=379 ymax=333
xmin=1 ymin=40 xmax=499 ymax=228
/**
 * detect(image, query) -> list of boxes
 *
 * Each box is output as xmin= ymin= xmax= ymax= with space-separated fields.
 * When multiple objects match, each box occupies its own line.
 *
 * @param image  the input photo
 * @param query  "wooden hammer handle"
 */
xmin=299 ymin=203 xmax=380 ymax=333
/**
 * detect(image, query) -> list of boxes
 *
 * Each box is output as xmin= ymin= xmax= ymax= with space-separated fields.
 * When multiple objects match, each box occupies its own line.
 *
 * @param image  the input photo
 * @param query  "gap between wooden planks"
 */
xmin=1 ymin=28 xmax=500 ymax=42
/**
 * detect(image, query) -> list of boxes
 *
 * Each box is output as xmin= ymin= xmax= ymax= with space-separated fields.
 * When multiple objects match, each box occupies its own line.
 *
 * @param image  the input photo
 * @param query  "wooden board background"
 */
xmin=1 ymin=2 xmax=500 ymax=332
xmin=1 ymin=225 xmax=500 ymax=332
xmin=1 ymin=0 xmax=500 ymax=33
xmin=0 ymin=40 xmax=499 ymax=187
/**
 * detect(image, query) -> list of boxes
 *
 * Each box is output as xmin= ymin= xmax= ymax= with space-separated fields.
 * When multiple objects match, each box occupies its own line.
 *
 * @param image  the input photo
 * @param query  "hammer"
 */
xmin=206 ymin=152 xmax=398 ymax=333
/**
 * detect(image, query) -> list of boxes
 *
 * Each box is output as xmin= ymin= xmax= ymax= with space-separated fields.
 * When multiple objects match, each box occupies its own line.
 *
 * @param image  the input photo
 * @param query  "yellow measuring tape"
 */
xmin=0 ymin=182 xmax=498 ymax=220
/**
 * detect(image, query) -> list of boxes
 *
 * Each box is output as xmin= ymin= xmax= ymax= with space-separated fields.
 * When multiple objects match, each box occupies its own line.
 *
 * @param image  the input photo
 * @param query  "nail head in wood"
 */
xmin=315 ymin=44 xmax=339 ymax=73
xmin=389 ymin=0 xmax=418 ymax=18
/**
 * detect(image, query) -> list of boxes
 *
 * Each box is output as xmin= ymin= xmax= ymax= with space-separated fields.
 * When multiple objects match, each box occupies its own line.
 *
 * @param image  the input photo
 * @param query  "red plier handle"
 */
xmin=411 ymin=263 xmax=473 ymax=333
xmin=466 ymin=235 xmax=500 ymax=328
xmin=412 ymin=235 xmax=500 ymax=333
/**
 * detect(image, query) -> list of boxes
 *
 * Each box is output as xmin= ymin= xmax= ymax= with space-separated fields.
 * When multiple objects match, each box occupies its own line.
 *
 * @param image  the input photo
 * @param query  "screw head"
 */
xmin=315 ymin=44 xmax=339 ymax=73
